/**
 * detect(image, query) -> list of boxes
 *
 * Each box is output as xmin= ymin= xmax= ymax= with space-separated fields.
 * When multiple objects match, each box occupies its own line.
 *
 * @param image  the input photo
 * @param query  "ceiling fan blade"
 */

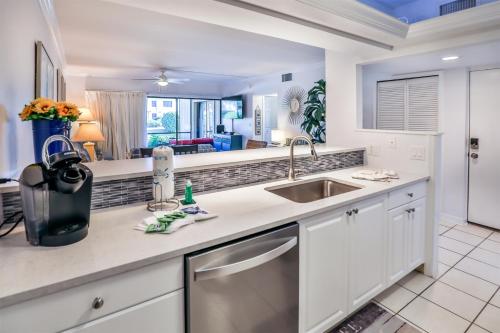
xmin=168 ymin=78 xmax=190 ymax=84
xmin=132 ymin=78 xmax=157 ymax=81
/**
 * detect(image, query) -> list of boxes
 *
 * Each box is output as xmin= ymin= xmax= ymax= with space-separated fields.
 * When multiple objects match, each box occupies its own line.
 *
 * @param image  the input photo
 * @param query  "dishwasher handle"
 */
xmin=194 ymin=236 xmax=297 ymax=281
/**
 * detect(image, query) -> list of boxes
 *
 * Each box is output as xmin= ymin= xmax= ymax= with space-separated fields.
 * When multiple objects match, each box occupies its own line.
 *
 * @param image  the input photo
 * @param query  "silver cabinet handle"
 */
xmin=92 ymin=297 xmax=104 ymax=310
xmin=194 ymin=237 xmax=297 ymax=281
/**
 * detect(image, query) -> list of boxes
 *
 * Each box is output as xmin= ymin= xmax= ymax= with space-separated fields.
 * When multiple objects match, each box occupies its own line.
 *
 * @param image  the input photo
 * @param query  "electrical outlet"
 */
xmin=410 ymin=145 xmax=426 ymax=161
xmin=387 ymin=136 xmax=397 ymax=149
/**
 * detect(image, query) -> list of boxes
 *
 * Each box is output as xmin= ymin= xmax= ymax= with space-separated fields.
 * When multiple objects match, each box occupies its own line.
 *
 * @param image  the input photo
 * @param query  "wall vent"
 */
xmin=282 ymin=73 xmax=293 ymax=82
xmin=440 ymin=0 xmax=476 ymax=16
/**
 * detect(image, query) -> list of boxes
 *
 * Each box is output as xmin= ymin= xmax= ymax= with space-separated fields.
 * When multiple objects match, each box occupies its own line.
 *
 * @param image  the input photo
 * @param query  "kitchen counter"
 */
xmin=0 ymin=145 xmax=362 ymax=192
xmin=0 ymin=167 xmax=428 ymax=308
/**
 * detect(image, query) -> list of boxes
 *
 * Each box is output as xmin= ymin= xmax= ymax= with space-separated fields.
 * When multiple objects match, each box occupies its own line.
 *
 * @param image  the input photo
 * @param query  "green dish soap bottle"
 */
xmin=183 ymin=179 xmax=194 ymax=205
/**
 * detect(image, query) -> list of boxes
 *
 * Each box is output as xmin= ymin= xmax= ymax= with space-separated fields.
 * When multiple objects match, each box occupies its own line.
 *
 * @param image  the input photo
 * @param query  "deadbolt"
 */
xmin=470 ymin=138 xmax=479 ymax=150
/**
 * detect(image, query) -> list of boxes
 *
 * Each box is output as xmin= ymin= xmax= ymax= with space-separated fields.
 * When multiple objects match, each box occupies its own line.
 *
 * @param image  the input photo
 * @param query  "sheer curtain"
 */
xmin=85 ymin=91 xmax=147 ymax=160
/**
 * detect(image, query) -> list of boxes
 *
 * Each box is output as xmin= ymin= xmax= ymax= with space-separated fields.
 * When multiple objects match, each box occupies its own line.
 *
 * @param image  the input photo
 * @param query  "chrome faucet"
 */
xmin=288 ymin=136 xmax=319 ymax=181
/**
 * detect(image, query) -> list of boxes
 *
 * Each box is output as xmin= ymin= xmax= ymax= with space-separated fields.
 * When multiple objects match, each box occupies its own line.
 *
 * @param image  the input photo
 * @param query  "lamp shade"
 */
xmin=271 ymin=129 xmax=284 ymax=143
xmin=72 ymin=122 xmax=105 ymax=142
xmin=78 ymin=107 xmax=95 ymax=122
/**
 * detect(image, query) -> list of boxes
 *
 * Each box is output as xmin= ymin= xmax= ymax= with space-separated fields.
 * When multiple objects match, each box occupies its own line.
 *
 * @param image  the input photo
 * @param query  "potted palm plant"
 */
xmin=301 ymin=79 xmax=326 ymax=143
xmin=19 ymin=98 xmax=80 ymax=162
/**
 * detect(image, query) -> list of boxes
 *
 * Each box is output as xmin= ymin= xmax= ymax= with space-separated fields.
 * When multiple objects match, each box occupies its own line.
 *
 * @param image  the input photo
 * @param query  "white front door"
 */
xmin=469 ymin=69 xmax=500 ymax=229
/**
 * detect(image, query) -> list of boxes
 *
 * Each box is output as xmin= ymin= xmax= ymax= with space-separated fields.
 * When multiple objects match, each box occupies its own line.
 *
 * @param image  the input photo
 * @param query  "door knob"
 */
xmin=471 ymin=153 xmax=479 ymax=159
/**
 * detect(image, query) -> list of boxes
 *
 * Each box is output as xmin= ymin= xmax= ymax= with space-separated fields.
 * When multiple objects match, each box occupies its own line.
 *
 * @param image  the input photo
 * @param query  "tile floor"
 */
xmin=374 ymin=222 xmax=500 ymax=333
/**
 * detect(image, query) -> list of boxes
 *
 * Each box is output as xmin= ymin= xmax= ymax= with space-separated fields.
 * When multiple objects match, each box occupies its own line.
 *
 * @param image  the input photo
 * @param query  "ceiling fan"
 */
xmin=133 ymin=69 xmax=190 ymax=86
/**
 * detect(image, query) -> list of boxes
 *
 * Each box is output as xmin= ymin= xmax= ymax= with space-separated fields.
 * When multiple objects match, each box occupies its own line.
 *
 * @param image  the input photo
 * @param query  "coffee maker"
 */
xmin=19 ymin=135 xmax=93 ymax=246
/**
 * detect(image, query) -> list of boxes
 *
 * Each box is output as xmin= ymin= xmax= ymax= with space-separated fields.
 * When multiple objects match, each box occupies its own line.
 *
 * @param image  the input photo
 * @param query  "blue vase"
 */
xmin=32 ymin=119 xmax=72 ymax=163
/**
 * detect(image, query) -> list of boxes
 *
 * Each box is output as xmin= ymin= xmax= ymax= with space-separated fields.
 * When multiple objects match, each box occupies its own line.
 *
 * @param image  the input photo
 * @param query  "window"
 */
xmin=376 ymin=76 xmax=439 ymax=132
xmin=146 ymin=97 xmax=221 ymax=147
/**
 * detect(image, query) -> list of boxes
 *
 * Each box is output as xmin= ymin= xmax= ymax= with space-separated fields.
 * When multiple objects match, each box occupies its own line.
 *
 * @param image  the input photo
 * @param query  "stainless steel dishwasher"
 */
xmin=186 ymin=223 xmax=299 ymax=333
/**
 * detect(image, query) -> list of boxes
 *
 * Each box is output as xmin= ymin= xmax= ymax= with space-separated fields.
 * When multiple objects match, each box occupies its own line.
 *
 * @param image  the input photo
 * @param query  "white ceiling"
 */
xmin=362 ymin=40 xmax=500 ymax=74
xmin=54 ymin=0 xmax=325 ymax=81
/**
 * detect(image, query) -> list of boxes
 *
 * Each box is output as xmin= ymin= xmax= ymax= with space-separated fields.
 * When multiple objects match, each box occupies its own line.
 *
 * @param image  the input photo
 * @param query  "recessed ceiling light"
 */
xmin=442 ymin=55 xmax=460 ymax=61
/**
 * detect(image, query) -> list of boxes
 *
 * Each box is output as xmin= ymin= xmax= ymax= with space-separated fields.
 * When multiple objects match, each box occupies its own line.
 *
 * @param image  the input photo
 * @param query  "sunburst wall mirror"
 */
xmin=281 ymin=86 xmax=307 ymax=125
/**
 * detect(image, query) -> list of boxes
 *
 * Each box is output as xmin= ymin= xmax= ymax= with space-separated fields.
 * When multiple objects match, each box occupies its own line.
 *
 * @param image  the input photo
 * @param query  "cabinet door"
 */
xmin=387 ymin=205 xmax=409 ymax=285
xmin=348 ymin=196 xmax=386 ymax=312
xmin=300 ymin=207 xmax=348 ymax=333
xmin=64 ymin=290 xmax=184 ymax=333
xmin=408 ymin=198 xmax=426 ymax=270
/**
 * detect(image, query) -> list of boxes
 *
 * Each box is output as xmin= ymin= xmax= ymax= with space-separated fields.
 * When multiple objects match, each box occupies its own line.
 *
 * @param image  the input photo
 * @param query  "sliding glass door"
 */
xmin=147 ymin=96 xmax=221 ymax=147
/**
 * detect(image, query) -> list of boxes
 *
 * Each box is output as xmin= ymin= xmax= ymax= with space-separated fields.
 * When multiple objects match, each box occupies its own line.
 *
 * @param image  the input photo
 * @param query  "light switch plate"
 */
xmin=410 ymin=145 xmax=426 ymax=161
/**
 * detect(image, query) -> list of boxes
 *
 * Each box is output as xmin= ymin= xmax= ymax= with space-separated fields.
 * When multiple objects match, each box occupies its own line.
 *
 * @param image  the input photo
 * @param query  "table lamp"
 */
xmin=72 ymin=108 xmax=104 ymax=161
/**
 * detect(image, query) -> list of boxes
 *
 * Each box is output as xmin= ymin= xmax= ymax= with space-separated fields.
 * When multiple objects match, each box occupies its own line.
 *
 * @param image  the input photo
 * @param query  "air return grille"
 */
xmin=440 ymin=0 xmax=476 ymax=16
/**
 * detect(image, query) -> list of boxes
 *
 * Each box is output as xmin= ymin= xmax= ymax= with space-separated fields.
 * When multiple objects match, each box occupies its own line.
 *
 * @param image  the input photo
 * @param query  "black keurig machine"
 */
xmin=19 ymin=135 xmax=93 ymax=246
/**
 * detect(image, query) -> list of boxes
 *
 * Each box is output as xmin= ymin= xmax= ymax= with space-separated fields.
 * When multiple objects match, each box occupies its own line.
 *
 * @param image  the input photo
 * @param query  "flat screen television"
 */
xmin=221 ymin=96 xmax=244 ymax=119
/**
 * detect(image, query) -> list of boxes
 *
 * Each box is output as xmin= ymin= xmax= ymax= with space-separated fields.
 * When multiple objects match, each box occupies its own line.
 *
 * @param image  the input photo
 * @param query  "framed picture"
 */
xmin=35 ymin=41 xmax=55 ymax=99
xmin=57 ymin=69 xmax=66 ymax=101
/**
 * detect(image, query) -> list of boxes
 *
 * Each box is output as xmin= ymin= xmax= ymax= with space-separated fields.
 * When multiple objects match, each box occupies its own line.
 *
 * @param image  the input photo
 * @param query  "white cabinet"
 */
xmin=408 ymin=198 xmax=426 ymax=270
xmin=386 ymin=197 xmax=427 ymax=286
xmin=387 ymin=205 xmax=408 ymax=285
xmin=348 ymin=196 xmax=386 ymax=312
xmin=63 ymin=290 xmax=184 ymax=333
xmin=299 ymin=207 xmax=349 ymax=333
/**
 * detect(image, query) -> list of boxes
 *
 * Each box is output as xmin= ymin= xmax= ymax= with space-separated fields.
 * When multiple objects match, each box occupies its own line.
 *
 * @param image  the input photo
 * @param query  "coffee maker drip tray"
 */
xmin=42 ymin=223 xmax=88 ymax=247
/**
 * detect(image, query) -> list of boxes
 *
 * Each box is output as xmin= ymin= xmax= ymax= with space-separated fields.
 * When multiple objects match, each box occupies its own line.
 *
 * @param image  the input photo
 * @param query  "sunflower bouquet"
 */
xmin=19 ymin=98 xmax=80 ymax=122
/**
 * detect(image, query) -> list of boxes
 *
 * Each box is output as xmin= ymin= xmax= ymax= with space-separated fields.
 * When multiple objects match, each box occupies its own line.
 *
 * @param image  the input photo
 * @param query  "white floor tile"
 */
xmin=488 ymin=232 xmax=500 ymax=243
xmin=375 ymin=284 xmax=417 ymax=313
xmin=475 ymin=304 xmax=500 ymax=333
xmin=467 ymin=324 xmax=490 ymax=333
xmin=439 ymin=236 xmax=475 ymax=255
xmin=480 ymin=240 xmax=500 ymax=255
xmin=439 ymin=268 xmax=498 ymax=302
xmin=444 ymin=229 xmax=485 ymax=246
xmin=439 ymin=225 xmax=451 ymax=235
xmin=489 ymin=289 xmax=500 ymax=308
xmin=438 ymin=263 xmax=452 ymax=278
xmin=454 ymin=224 xmax=493 ymax=238
xmin=468 ymin=247 xmax=500 ymax=269
xmin=441 ymin=220 xmax=458 ymax=228
xmin=422 ymin=281 xmax=485 ymax=321
xmin=439 ymin=247 xmax=464 ymax=266
xmin=399 ymin=297 xmax=470 ymax=333
xmin=456 ymin=257 xmax=500 ymax=285
xmin=398 ymin=271 xmax=435 ymax=294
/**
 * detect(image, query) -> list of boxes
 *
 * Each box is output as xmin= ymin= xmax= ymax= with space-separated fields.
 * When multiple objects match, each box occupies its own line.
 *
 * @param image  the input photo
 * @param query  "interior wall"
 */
xmin=441 ymin=68 xmax=469 ymax=224
xmin=0 ymin=0 xmax=63 ymax=177
xmin=220 ymin=62 xmax=325 ymax=145
xmin=326 ymin=50 xmax=438 ymax=175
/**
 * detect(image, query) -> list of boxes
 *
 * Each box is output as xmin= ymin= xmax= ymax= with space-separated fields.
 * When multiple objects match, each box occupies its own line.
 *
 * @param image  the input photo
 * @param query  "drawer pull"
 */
xmin=346 ymin=210 xmax=353 ymax=216
xmin=406 ymin=208 xmax=416 ymax=214
xmin=352 ymin=208 xmax=359 ymax=214
xmin=407 ymin=192 xmax=414 ymax=198
xmin=92 ymin=297 xmax=104 ymax=310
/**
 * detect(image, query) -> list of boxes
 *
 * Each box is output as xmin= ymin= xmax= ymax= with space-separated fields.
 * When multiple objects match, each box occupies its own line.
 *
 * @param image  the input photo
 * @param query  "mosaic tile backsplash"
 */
xmin=1 ymin=150 xmax=364 ymax=215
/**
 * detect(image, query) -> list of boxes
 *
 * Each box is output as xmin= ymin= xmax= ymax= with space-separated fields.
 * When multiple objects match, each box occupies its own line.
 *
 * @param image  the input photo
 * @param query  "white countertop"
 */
xmin=0 ymin=167 xmax=427 ymax=308
xmin=0 ymin=145 xmax=364 ymax=192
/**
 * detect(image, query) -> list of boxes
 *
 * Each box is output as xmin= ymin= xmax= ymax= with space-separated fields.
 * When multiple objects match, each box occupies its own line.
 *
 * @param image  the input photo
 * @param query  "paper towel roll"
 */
xmin=152 ymin=146 xmax=174 ymax=201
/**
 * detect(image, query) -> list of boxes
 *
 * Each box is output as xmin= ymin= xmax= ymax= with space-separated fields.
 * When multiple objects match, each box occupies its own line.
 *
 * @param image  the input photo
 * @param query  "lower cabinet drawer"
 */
xmin=388 ymin=181 xmax=427 ymax=209
xmin=0 ymin=257 xmax=183 ymax=333
xmin=64 ymin=290 xmax=184 ymax=333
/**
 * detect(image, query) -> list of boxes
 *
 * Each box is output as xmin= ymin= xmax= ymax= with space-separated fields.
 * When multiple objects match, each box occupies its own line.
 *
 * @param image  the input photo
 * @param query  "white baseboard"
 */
xmin=441 ymin=213 xmax=467 ymax=226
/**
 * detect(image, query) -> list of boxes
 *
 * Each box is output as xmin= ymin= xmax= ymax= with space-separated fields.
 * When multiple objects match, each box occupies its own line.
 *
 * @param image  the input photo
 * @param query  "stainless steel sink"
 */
xmin=265 ymin=178 xmax=362 ymax=203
